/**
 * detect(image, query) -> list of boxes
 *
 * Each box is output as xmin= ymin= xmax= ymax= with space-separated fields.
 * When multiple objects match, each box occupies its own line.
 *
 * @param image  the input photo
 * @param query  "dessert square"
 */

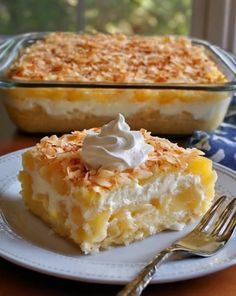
xmin=18 ymin=115 xmax=217 ymax=253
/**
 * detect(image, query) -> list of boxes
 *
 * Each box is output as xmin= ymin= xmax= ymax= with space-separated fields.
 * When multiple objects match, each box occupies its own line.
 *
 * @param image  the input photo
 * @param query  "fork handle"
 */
xmin=117 ymin=247 xmax=175 ymax=296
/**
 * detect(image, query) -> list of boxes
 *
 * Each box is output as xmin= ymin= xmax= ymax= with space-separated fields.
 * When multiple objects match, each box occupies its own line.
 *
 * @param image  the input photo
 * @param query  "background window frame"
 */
xmin=191 ymin=0 xmax=236 ymax=54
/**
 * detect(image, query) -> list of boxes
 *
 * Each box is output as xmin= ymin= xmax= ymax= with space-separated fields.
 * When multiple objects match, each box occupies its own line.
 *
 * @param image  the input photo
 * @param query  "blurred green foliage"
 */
xmin=0 ymin=0 xmax=191 ymax=35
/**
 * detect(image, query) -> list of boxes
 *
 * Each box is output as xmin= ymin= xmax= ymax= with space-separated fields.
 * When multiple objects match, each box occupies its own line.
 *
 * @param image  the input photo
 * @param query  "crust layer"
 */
xmin=5 ymin=104 xmax=227 ymax=134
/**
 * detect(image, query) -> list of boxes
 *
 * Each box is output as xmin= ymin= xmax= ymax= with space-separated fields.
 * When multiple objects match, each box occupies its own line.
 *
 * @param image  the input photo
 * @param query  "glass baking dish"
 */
xmin=0 ymin=32 xmax=236 ymax=135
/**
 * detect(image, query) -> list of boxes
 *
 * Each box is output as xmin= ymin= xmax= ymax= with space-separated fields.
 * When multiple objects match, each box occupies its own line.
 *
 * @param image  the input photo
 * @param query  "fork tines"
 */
xmin=197 ymin=195 xmax=236 ymax=239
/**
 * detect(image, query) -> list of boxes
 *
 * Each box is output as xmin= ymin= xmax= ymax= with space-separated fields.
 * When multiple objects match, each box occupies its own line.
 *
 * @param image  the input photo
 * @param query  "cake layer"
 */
xmin=5 ymin=102 xmax=229 ymax=134
xmin=4 ymin=91 xmax=230 ymax=120
xmin=3 ymin=85 xmax=231 ymax=134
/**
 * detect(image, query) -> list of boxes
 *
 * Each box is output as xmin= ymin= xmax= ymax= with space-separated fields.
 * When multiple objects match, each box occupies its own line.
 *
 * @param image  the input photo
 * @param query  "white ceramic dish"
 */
xmin=0 ymin=149 xmax=235 ymax=284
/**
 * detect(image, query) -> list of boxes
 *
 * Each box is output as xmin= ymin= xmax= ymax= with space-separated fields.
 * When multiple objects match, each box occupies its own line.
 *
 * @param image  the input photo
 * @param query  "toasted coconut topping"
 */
xmin=9 ymin=32 xmax=226 ymax=84
xmin=32 ymin=128 xmax=204 ymax=191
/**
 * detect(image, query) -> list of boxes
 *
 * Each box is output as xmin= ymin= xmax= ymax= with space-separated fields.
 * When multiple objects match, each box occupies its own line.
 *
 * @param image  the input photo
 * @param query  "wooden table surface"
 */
xmin=0 ymin=102 xmax=235 ymax=296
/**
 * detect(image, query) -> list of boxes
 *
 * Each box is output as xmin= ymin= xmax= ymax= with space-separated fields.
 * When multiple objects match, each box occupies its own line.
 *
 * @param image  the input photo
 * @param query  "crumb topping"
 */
xmin=9 ymin=32 xmax=226 ymax=83
xmin=32 ymin=129 xmax=203 ymax=191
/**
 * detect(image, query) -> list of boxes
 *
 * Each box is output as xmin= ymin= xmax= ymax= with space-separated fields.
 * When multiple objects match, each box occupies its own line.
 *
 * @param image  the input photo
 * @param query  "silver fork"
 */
xmin=117 ymin=195 xmax=236 ymax=296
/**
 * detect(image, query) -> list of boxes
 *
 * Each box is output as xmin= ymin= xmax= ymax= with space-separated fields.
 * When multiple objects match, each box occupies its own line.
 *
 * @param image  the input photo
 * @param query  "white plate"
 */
xmin=0 ymin=149 xmax=235 ymax=284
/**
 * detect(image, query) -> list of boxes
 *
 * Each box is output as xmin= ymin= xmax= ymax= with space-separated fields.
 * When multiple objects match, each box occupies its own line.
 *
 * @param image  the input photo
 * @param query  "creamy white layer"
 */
xmin=6 ymin=95 xmax=231 ymax=120
xmin=29 ymin=169 xmax=205 ymax=231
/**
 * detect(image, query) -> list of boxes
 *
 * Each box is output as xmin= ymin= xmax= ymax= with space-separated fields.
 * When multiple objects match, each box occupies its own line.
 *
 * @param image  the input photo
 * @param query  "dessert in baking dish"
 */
xmin=18 ymin=114 xmax=217 ymax=253
xmin=3 ymin=32 xmax=231 ymax=134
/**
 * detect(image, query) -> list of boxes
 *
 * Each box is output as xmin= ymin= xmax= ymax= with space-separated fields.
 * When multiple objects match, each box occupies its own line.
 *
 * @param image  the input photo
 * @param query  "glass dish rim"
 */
xmin=0 ymin=31 xmax=236 ymax=92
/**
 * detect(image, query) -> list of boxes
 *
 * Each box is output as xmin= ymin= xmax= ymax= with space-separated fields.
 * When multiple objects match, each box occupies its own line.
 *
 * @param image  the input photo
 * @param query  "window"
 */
xmin=0 ymin=0 xmax=235 ymax=53
xmin=0 ymin=0 xmax=191 ymax=35
xmin=84 ymin=0 xmax=191 ymax=35
xmin=191 ymin=0 xmax=236 ymax=54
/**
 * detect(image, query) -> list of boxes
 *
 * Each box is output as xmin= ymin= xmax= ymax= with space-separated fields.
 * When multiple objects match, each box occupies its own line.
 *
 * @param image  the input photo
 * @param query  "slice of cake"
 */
xmin=18 ymin=114 xmax=217 ymax=253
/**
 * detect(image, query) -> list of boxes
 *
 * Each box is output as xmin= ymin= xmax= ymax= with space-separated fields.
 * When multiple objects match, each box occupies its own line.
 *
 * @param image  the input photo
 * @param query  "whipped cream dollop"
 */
xmin=80 ymin=114 xmax=154 ymax=171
